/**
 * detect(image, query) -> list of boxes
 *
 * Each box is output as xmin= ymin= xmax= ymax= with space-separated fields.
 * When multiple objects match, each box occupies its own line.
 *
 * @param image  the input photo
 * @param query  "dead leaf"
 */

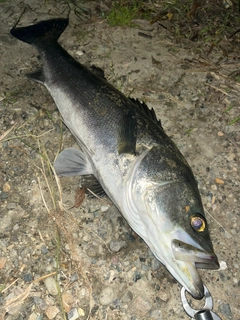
xmin=0 ymin=257 xmax=7 ymax=269
xmin=74 ymin=187 xmax=85 ymax=208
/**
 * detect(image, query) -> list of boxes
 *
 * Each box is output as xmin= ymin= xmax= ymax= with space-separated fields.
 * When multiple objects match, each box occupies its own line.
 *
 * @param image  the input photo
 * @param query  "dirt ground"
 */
xmin=0 ymin=1 xmax=239 ymax=320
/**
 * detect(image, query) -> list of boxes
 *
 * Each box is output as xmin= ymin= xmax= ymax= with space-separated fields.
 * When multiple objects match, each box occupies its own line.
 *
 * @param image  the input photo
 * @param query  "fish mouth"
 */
xmin=169 ymin=239 xmax=219 ymax=299
xmin=171 ymin=239 xmax=219 ymax=270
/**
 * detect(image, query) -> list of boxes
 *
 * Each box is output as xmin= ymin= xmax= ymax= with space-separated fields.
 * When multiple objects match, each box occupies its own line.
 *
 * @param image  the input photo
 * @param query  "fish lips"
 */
xmin=171 ymin=239 xmax=220 ymax=270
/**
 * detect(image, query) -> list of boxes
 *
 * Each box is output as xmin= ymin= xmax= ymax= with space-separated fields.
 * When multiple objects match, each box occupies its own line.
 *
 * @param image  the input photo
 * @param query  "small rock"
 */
xmin=62 ymin=291 xmax=74 ymax=312
xmin=87 ymin=246 xmax=97 ymax=257
xmin=157 ymin=290 xmax=171 ymax=302
xmin=121 ymin=290 xmax=133 ymax=303
xmin=133 ymin=270 xmax=142 ymax=282
xmin=7 ymin=202 xmax=16 ymax=209
xmin=28 ymin=312 xmax=38 ymax=320
xmin=33 ymin=296 xmax=48 ymax=310
xmin=70 ymin=272 xmax=78 ymax=282
xmin=0 ymin=191 xmax=8 ymax=200
xmin=133 ymin=295 xmax=152 ymax=316
xmin=101 ymin=205 xmax=109 ymax=212
xmin=23 ymin=273 xmax=33 ymax=283
xmin=127 ymin=267 xmax=136 ymax=279
xmin=218 ymin=261 xmax=227 ymax=270
xmin=150 ymin=309 xmax=163 ymax=319
xmin=45 ymin=305 xmax=60 ymax=319
xmin=215 ymin=177 xmax=224 ymax=184
xmin=3 ymin=182 xmax=10 ymax=192
xmin=218 ymin=303 xmax=232 ymax=319
xmin=152 ymin=258 xmax=161 ymax=271
xmin=99 ymin=287 xmax=115 ymax=306
xmin=41 ymin=245 xmax=48 ymax=254
xmin=13 ymin=224 xmax=19 ymax=231
xmin=78 ymin=308 xmax=85 ymax=316
xmin=67 ymin=308 xmax=79 ymax=320
xmin=44 ymin=277 xmax=58 ymax=295
xmin=0 ymin=214 xmax=12 ymax=232
xmin=88 ymin=203 xmax=100 ymax=213
xmin=109 ymin=240 xmax=127 ymax=252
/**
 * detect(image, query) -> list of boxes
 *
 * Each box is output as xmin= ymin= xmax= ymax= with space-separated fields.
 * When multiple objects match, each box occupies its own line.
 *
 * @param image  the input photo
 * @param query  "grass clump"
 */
xmin=107 ymin=1 xmax=150 ymax=26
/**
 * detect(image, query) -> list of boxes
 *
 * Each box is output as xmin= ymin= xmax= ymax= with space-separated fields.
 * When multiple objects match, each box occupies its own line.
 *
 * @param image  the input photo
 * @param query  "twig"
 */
xmin=205 ymin=83 xmax=230 ymax=96
xmin=1 ymin=278 xmax=19 ymax=294
xmin=0 ymin=123 xmax=18 ymax=141
xmin=204 ymin=207 xmax=232 ymax=238
xmin=33 ymin=272 xmax=57 ymax=283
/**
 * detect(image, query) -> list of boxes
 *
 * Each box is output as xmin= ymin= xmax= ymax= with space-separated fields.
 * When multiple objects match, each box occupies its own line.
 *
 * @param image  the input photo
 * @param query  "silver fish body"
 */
xmin=10 ymin=18 xmax=219 ymax=299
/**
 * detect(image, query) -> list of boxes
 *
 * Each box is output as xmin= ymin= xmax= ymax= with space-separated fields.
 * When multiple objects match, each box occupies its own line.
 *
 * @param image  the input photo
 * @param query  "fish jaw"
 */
xmin=143 ymin=226 xmax=219 ymax=299
xmin=171 ymin=238 xmax=219 ymax=270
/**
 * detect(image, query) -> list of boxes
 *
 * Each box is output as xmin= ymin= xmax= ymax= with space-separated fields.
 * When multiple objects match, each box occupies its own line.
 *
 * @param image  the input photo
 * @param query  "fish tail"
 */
xmin=10 ymin=18 xmax=68 ymax=48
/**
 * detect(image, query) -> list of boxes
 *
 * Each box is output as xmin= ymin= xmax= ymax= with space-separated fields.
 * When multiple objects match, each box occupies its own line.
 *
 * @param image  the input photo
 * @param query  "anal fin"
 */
xmin=80 ymin=174 xmax=106 ymax=198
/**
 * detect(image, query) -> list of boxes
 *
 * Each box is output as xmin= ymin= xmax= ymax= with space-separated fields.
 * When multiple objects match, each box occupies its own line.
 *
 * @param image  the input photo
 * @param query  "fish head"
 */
xmin=124 ymin=147 xmax=219 ymax=299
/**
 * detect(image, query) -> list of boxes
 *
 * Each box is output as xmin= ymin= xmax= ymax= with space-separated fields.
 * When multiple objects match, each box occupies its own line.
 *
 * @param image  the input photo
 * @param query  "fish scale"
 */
xmin=10 ymin=18 xmax=219 ymax=299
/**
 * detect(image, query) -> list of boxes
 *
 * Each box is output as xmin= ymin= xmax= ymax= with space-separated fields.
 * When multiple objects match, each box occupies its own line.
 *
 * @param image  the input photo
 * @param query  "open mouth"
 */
xmin=171 ymin=239 xmax=220 ymax=270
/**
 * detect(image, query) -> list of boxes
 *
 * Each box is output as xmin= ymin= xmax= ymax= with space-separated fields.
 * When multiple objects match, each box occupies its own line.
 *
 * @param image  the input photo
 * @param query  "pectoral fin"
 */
xmin=54 ymin=147 xmax=93 ymax=177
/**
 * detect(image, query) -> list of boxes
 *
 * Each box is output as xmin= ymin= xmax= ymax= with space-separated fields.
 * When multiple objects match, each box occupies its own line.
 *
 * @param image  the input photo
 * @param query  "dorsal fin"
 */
xmin=130 ymin=98 xmax=163 ymax=130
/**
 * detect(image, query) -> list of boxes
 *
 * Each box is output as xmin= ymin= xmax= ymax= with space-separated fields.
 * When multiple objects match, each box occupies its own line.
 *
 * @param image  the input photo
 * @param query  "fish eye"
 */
xmin=190 ymin=215 xmax=206 ymax=232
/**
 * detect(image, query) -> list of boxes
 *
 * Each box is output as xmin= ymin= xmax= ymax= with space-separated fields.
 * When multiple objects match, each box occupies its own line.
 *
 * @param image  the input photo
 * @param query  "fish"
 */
xmin=10 ymin=18 xmax=219 ymax=299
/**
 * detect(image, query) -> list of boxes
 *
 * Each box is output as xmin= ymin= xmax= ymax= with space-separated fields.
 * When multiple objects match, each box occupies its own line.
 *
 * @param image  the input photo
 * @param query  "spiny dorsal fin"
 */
xmin=130 ymin=98 xmax=163 ymax=130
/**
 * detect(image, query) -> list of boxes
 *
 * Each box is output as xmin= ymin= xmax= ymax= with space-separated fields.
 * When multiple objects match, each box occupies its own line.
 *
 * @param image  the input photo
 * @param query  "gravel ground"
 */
xmin=0 ymin=1 xmax=240 ymax=320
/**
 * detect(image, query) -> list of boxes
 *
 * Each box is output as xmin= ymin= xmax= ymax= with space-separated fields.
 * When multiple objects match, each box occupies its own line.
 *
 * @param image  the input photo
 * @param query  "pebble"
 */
xmin=0 ymin=191 xmax=8 ymax=200
xmin=67 ymin=308 xmax=79 ymax=320
xmin=150 ymin=309 xmax=163 ymax=319
xmin=218 ymin=261 xmax=227 ymax=270
xmin=7 ymin=202 xmax=16 ymax=209
xmin=13 ymin=224 xmax=19 ymax=231
xmin=62 ymin=291 xmax=74 ymax=312
xmin=0 ymin=214 xmax=13 ymax=232
xmin=121 ymin=290 xmax=133 ymax=303
xmin=218 ymin=303 xmax=232 ymax=319
xmin=157 ymin=290 xmax=171 ymax=302
xmin=45 ymin=305 xmax=60 ymax=319
xmin=78 ymin=308 xmax=85 ymax=316
xmin=87 ymin=203 xmax=101 ymax=213
xmin=152 ymin=258 xmax=161 ymax=271
xmin=41 ymin=245 xmax=48 ymax=254
xmin=33 ymin=296 xmax=48 ymax=310
xmin=109 ymin=240 xmax=127 ymax=252
xmin=87 ymin=246 xmax=98 ymax=257
xmin=44 ymin=277 xmax=58 ymax=296
xmin=133 ymin=295 xmax=152 ymax=316
xmin=23 ymin=273 xmax=33 ymax=282
xmin=101 ymin=205 xmax=109 ymax=212
xmin=99 ymin=287 xmax=115 ymax=306
xmin=70 ymin=272 xmax=78 ymax=282
xmin=3 ymin=182 xmax=10 ymax=192
xmin=28 ymin=312 xmax=38 ymax=320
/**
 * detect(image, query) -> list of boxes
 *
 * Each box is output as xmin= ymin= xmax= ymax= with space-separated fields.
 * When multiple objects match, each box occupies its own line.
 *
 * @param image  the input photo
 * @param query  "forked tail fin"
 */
xmin=10 ymin=18 xmax=68 ymax=48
